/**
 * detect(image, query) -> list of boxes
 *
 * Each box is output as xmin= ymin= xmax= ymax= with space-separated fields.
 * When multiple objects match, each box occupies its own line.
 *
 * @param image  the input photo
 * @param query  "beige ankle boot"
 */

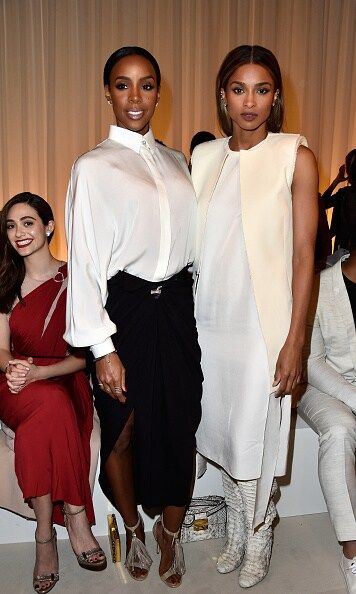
xmin=238 ymin=479 xmax=278 ymax=588
xmin=217 ymin=470 xmax=247 ymax=574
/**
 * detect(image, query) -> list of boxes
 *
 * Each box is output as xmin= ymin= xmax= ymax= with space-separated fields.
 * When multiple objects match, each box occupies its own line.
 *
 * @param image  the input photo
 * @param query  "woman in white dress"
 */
xmin=191 ymin=45 xmax=318 ymax=588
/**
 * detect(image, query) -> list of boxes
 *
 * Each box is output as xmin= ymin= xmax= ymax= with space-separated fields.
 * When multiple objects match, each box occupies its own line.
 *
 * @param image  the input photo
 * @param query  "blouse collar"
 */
xmin=108 ymin=125 xmax=156 ymax=153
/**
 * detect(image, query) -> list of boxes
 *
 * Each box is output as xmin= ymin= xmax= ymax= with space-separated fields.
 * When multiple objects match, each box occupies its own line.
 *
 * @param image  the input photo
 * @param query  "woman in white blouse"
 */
xmin=65 ymin=46 xmax=202 ymax=589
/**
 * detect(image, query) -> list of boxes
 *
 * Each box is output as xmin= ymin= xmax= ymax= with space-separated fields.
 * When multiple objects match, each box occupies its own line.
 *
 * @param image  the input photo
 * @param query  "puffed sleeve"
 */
xmin=64 ymin=159 xmax=116 ymax=356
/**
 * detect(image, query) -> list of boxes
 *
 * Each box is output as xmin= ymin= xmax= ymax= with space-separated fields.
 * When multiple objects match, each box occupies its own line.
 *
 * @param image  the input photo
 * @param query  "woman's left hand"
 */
xmin=272 ymin=339 xmax=302 ymax=397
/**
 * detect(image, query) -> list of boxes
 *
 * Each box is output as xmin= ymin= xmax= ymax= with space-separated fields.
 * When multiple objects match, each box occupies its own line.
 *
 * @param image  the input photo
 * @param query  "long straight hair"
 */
xmin=0 ymin=192 xmax=54 ymax=313
xmin=216 ymin=45 xmax=284 ymax=136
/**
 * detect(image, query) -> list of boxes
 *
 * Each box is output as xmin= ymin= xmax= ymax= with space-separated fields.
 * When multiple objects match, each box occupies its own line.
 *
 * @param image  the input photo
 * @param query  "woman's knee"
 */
xmin=51 ymin=388 xmax=73 ymax=409
xmin=111 ymin=414 xmax=134 ymax=454
xmin=7 ymin=384 xmax=73 ymax=429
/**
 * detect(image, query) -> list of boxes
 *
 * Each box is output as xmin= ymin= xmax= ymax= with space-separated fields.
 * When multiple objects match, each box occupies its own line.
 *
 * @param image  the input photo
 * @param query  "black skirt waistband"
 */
xmin=107 ymin=265 xmax=192 ymax=293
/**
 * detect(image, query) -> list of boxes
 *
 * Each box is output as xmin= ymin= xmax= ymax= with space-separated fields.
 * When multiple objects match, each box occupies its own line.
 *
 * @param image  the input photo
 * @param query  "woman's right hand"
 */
xmin=95 ymin=352 xmax=126 ymax=402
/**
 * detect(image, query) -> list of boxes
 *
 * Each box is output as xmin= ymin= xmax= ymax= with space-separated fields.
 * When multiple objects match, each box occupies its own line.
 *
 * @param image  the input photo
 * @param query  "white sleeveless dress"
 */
xmin=195 ymin=148 xmax=270 ymax=480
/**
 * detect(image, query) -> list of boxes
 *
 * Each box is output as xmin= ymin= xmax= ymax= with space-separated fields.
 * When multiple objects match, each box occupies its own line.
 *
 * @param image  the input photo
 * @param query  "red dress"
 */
xmin=0 ymin=265 xmax=95 ymax=526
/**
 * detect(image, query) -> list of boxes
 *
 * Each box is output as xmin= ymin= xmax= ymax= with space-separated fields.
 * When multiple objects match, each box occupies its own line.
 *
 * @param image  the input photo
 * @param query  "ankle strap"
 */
xmin=161 ymin=515 xmax=180 ymax=540
xmin=62 ymin=505 xmax=85 ymax=517
xmin=124 ymin=512 xmax=142 ymax=533
xmin=35 ymin=527 xmax=56 ymax=544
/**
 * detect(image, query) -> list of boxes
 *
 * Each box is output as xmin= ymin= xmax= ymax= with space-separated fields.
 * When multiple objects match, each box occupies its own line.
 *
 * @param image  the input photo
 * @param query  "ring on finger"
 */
xmin=114 ymin=386 xmax=122 ymax=393
xmin=98 ymin=383 xmax=104 ymax=387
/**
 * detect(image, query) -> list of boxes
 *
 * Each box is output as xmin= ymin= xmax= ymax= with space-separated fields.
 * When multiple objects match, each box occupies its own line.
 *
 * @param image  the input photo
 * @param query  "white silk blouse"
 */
xmin=65 ymin=125 xmax=196 ymax=358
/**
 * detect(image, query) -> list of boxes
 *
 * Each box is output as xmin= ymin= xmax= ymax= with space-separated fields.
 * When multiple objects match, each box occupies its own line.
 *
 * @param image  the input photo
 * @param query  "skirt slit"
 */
xmin=92 ymin=268 xmax=202 ymax=509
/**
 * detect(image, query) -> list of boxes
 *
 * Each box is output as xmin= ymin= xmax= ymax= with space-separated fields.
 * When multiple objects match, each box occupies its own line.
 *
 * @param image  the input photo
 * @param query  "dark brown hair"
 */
xmin=0 ymin=192 xmax=54 ymax=313
xmin=216 ymin=45 xmax=284 ymax=136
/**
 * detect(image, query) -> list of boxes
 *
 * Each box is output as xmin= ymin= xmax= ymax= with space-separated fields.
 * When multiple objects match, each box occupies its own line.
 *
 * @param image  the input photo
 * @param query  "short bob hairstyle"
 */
xmin=216 ymin=45 xmax=284 ymax=136
xmin=103 ymin=46 xmax=161 ymax=88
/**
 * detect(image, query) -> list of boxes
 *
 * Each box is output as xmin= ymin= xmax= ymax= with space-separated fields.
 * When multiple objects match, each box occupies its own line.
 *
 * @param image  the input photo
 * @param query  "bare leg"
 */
xmin=63 ymin=503 xmax=105 ymax=564
xmin=105 ymin=413 xmax=138 ymax=525
xmin=343 ymin=541 xmax=356 ymax=559
xmin=154 ymin=505 xmax=186 ymax=587
xmin=32 ymin=494 xmax=58 ymax=593
xmin=105 ymin=412 xmax=148 ymax=579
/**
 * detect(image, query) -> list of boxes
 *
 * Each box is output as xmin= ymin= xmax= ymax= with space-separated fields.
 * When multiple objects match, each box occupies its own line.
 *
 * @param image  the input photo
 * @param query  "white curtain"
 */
xmin=1 ymin=0 xmax=355 ymax=259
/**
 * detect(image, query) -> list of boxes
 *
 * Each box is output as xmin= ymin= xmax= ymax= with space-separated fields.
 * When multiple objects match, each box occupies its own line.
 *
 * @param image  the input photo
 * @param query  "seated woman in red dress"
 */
xmin=0 ymin=193 xmax=106 ymax=594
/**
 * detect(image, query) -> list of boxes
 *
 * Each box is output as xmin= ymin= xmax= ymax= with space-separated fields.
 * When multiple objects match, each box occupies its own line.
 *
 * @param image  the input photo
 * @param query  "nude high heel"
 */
xmin=153 ymin=515 xmax=186 ymax=588
xmin=124 ymin=513 xmax=152 ymax=580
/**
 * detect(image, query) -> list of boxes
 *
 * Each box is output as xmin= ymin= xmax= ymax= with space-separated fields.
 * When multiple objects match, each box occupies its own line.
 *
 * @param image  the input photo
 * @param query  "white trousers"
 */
xmin=298 ymin=385 xmax=356 ymax=542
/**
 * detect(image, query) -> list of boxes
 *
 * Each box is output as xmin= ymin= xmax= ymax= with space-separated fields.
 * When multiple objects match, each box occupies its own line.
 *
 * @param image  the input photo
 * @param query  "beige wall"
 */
xmin=0 ymin=0 xmax=355 ymax=258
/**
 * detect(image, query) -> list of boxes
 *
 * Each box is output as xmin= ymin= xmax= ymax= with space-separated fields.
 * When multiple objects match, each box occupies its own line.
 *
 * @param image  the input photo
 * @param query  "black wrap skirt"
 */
xmin=92 ymin=267 xmax=203 ymax=509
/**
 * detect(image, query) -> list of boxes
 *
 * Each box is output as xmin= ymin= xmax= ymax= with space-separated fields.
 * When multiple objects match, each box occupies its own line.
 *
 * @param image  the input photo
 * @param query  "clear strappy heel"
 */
xmin=124 ymin=513 xmax=152 ymax=580
xmin=153 ymin=515 xmax=186 ymax=588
